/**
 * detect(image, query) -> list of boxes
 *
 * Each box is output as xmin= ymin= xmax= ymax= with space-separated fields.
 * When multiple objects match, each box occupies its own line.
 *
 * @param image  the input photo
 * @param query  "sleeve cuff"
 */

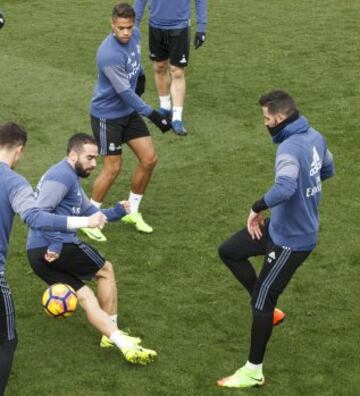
xmin=67 ymin=217 xmax=89 ymax=230
xmin=251 ymin=197 xmax=268 ymax=213
xmin=114 ymin=202 xmax=127 ymax=218
xmin=47 ymin=243 xmax=63 ymax=255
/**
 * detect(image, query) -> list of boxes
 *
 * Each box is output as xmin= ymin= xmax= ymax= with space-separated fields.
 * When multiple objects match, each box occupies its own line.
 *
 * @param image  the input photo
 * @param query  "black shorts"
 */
xmin=27 ymin=242 xmax=106 ymax=291
xmin=0 ymin=273 xmax=16 ymax=344
xmin=149 ymin=26 xmax=190 ymax=67
xmin=91 ymin=112 xmax=150 ymax=156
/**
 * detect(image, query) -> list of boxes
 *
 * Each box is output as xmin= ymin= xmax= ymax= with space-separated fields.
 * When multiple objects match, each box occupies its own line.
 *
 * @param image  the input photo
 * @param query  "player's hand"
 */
xmin=135 ymin=73 xmax=146 ymax=97
xmin=44 ymin=251 xmax=59 ymax=263
xmin=119 ymin=200 xmax=130 ymax=214
xmin=194 ymin=32 xmax=206 ymax=49
xmin=0 ymin=12 xmax=5 ymax=30
xmin=88 ymin=211 xmax=107 ymax=229
xmin=247 ymin=209 xmax=265 ymax=240
xmin=147 ymin=110 xmax=172 ymax=132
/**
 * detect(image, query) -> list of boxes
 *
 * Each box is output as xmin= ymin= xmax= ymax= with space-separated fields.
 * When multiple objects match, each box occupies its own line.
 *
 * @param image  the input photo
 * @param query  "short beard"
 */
xmin=74 ymin=161 xmax=91 ymax=178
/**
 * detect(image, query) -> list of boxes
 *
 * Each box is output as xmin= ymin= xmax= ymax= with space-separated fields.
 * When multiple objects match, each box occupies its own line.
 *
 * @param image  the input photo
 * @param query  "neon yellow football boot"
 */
xmin=100 ymin=330 xmax=141 ymax=348
xmin=80 ymin=227 xmax=107 ymax=242
xmin=121 ymin=212 xmax=153 ymax=233
xmin=217 ymin=366 xmax=265 ymax=388
xmin=120 ymin=344 xmax=157 ymax=365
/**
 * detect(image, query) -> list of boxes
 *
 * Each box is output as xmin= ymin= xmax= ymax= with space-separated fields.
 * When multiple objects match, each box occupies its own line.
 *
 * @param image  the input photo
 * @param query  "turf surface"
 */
xmin=0 ymin=1 xmax=359 ymax=395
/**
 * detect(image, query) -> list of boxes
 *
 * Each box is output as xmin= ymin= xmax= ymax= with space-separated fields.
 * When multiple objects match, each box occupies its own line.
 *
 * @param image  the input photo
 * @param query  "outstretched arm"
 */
xmin=12 ymin=179 xmax=105 ymax=231
xmin=80 ymin=189 xmax=128 ymax=221
xmin=11 ymin=183 xmax=68 ymax=231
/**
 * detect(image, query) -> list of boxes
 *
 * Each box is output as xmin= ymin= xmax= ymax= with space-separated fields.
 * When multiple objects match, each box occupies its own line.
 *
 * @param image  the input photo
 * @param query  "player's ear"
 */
xmin=275 ymin=113 xmax=287 ymax=124
xmin=14 ymin=144 xmax=25 ymax=159
xmin=68 ymin=150 xmax=78 ymax=163
xmin=11 ymin=145 xmax=25 ymax=168
xmin=15 ymin=144 xmax=24 ymax=154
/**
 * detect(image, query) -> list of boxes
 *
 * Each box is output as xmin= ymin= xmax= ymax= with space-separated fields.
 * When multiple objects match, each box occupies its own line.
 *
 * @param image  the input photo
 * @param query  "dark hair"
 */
xmin=67 ymin=133 xmax=97 ymax=155
xmin=112 ymin=3 xmax=135 ymax=20
xmin=258 ymin=90 xmax=298 ymax=117
xmin=0 ymin=122 xmax=27 ymax=148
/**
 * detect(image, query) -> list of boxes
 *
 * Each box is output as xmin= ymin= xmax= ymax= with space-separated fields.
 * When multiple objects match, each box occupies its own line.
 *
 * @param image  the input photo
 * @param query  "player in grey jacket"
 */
xmin=217 ymin=91 xmax=334 ymax=388
xmin=85 ymin=3 xmax=172 ymax=242
xmin=27 ymin=133 xmax=157 ymax=366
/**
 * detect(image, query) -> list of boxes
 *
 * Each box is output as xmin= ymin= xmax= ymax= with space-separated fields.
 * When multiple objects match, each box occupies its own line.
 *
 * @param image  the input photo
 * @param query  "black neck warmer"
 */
xmin=267 ymin=111 xmax=300 ymax=136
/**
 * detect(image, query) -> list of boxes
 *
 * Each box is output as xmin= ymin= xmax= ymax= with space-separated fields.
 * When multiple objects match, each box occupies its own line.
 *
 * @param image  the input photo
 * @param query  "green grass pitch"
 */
xmin=0 ymin=0 xmax=359 ymax=395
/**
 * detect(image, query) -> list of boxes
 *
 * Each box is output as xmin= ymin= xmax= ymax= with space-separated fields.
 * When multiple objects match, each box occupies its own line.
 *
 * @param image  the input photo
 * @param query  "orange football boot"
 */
xmin=273 ymin=308 xmax=286 ymax=326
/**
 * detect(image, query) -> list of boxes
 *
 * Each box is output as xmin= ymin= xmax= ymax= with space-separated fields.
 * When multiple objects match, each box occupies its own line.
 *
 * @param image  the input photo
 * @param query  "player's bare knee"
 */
xmin=103 ymin=163 xmax=121 ymax=179
xmin=153 ymin=60 xmax=168 ymax=74
xmin=141 ymin=153 xmax=158 ymax=170
xmin=96 ymin=261 xmax=115 ymax=279
xmin=76 ymin=285 xmax=95 ymax=306
xmin=170 ymin=65 xmax=185 ymax=79
xmin=105 ymin=261 xmax=115 ymax=278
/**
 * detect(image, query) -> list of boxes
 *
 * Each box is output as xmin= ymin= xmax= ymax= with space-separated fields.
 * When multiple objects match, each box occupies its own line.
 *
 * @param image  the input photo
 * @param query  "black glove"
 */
xmin=147 ymin=110 xmax=172 ymax=133
xmin=135 ymin=73 xmax=146 ymax=97
xmin=0 ymin=12 xmax=5 ymax=30
xmin=194 ymin=32 xmax=206 ymax=49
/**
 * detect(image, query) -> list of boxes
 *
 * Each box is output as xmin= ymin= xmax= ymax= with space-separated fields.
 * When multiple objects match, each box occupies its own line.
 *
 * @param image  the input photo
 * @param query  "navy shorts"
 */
xmin=27 ymin=242 xmax=106 ymax=291
xmin=91 ymin=112 xmax=150 ymax=156
xmin=149 ymin=26 xmax=190 ymax=67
